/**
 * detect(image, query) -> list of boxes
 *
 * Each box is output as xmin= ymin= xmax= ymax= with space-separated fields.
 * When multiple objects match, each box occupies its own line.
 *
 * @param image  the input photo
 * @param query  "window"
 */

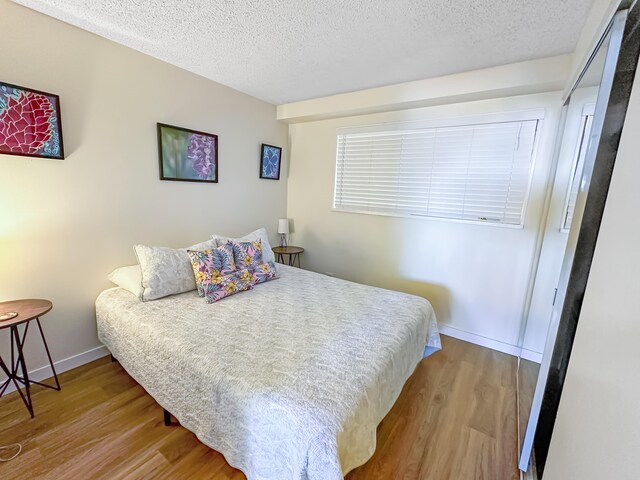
xmin=333 ymin=118 xmax=540 ymax=226
xmin=561 ymin=106 xmax=594 ymax=232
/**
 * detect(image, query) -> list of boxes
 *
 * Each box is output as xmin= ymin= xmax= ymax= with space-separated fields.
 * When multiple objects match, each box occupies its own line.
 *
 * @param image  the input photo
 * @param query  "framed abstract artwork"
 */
xmin=260 ymin=143 xmax=282 ymax=180
xmin=157 ymin=123 xmax=218 ymax=183
xmin=0 ymin=81 xmax=64 ymax=159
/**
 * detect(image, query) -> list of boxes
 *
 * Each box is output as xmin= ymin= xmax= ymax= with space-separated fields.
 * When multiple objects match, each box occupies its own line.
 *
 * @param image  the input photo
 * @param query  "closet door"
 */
xmin=518 ymin=7 xmax=640 ymax=475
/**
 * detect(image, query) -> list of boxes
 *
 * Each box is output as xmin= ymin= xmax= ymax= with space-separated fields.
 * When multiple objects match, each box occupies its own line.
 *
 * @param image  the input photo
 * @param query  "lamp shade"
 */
xmin=277 ymin=218 xmax=290 ymax=234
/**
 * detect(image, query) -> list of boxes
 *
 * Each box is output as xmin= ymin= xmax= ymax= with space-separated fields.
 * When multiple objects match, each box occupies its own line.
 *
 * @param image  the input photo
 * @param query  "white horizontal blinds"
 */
xmin=334 ymin=119 xmax=539 ymax=225
xmin=562 ymin=114 xmax=594 ymax=230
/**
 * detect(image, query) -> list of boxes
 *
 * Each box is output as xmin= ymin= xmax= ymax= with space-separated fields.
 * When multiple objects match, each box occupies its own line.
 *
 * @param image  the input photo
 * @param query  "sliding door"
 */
xmin=518 ymin=5 xmax=640 ymax=475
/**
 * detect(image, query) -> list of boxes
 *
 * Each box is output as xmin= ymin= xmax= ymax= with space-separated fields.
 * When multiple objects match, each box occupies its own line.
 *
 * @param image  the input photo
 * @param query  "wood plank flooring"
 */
xmin=0 ymin=336 xmax=519 ymax=479
xmin=517 ymin=359 xmax=540 ymax=450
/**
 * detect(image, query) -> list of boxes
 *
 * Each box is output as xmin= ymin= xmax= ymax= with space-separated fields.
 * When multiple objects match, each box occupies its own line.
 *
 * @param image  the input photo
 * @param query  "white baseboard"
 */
xmin=520 ymin=348 xmax=543 ymax=364
xmin=439 ymin=324 xmax=541 ymax=363
xmin=1 ymin=345 xmax=110 ymax=395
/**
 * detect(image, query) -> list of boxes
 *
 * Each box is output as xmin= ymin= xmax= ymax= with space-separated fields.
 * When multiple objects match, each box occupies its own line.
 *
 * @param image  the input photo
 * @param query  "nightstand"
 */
xmin=0 ymin=299 xmax=61 ymax=417
xmin=272 ymin=246 xmax=304 ymax=268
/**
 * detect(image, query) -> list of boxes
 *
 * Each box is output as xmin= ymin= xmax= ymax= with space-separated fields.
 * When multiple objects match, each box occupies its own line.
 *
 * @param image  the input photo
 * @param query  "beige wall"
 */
xmin=543 ymin=55 xmax=640 ymax=480
xmin=0 ymin=1 xmax=287 ymax=372
xmin=286 ymin=92 xmax=563 ymax=350
xmin=277 ymin=55 xmax=570 ymax=122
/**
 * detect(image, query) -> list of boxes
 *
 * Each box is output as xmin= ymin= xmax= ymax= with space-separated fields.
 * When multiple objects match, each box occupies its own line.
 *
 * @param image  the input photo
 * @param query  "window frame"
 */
xmin=331 ymin=109 xmax=545 ymax=229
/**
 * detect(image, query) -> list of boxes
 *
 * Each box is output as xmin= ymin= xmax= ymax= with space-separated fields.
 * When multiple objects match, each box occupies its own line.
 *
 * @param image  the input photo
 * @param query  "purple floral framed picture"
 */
xmin=157 ymin=123 xmax=218 ymax=183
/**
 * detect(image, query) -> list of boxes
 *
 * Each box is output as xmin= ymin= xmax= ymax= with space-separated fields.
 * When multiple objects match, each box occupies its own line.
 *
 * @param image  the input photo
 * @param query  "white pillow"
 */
xmin=212 ymin=227 xmax=275 ymax=263
xmin=108 ymin=265 xmax=143 ymax=299
xmin=134 ymin=239 xmax=217 ymax=301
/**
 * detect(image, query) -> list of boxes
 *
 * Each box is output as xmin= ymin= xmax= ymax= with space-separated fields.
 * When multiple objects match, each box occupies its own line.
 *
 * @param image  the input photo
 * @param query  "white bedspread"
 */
xmin=96 ymin=265 xmax=440 ymax=480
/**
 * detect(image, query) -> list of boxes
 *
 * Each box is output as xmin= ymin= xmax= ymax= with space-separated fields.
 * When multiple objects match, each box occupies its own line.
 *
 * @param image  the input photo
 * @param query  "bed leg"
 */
xmin=163 ymin=409 xmax=171 ymax=426
xmin=110 ymin=354 xmax=116 ymax=363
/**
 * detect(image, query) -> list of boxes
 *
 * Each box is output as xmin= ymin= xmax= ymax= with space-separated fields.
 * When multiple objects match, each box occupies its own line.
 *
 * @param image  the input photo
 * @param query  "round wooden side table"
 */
xmin=272 ymin=246 xmax=304 ymax=268
xmin=0 ymin=299 xmax=61 ymax=417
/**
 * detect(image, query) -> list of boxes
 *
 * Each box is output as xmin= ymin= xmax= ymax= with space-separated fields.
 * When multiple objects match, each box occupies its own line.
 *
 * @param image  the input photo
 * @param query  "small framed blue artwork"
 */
xmin=260 ymin=143 xmax=282 ymax=180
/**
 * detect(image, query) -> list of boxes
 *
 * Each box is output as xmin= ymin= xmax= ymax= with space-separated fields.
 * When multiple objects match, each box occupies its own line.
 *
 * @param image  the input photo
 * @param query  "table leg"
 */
xmin=12 ymin=325 xmax=34 ymax=417
xmin=33 ymin=317 xmax=61 ymax=391
xmin=0 ymin=356 xmax=21 ymax=397
xmin=10 ymin=321 xmax=30 ymax=378
xmin=0 ymin=325 xmax=30 ymax=408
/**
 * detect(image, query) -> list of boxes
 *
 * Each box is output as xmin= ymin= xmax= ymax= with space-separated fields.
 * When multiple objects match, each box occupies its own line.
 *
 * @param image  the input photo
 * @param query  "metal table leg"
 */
xmin=31 ymin=318 xmax=61 ymax=391
xmin=0 ymin=317 xmax=62 ymax=418
xmin=12 ymin=324 xmax=34 ymax=417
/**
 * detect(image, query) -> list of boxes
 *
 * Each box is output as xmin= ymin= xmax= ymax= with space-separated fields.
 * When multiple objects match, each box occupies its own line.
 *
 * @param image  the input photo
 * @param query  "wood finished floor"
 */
xmin=0 ymin=336 xmax=519 ymax=479
xmin=517 ymin=359 xmax=540 ymax=451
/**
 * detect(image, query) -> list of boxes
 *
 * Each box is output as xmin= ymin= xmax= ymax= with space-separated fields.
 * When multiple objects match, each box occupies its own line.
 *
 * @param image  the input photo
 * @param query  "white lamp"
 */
xmin=277 ymin=218 xmax=290 ymax=247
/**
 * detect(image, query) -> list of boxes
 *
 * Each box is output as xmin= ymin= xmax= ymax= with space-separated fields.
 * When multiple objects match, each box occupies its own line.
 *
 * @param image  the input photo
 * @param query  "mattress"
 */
xmin=96 ymin=264 xmax=441 ymax=480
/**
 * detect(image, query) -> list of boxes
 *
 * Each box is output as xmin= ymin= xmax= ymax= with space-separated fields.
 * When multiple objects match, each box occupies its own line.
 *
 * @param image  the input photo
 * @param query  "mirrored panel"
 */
xmin=516 ymin=12 xmax=625 ymax=476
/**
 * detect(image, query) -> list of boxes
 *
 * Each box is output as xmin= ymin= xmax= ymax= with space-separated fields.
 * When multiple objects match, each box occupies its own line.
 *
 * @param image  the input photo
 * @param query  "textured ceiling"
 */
xmin=13 ymin=0 xmax=595 ymax=104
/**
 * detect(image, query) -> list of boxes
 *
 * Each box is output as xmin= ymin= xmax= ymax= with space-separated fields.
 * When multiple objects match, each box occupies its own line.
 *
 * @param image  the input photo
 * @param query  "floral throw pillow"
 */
xmin=187 ymin=243 xmax=236 ymax=297
xmin=231 ymin=240 xmax=264 ymax=270
xmin=204 ymin=268 xmax=254 ymax=303
xmin=250 ymin=261 xmax=279 ymax=285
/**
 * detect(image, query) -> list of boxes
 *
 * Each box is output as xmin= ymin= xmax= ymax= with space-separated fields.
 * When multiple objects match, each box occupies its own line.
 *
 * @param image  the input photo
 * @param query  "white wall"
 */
xmin=543 ymin=52 xmax=640 ymax=480
xmin=0 ymin=0 xmax=287 ymax=376
xmin=286 ymin=92 xmax=563 ymax=351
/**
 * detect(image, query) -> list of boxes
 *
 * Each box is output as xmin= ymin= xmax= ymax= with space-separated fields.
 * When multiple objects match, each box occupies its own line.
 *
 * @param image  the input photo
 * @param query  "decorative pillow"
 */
xmin=133 ymin=239 xmax=217 ymax=301
xmin=250 ymin=261 xmax=280 ymax=285
xmin=231 ymin=240 xmax=264 ymax=270
xmin=187 ymin=243 xmax=236 ymax=297
xmin=204 ymin=268 xmax=254 ymax=303
xmin=212 ymin=228 xmax=276 ymax=263
xmin=108 ymin=265 xmax=143 ymax=299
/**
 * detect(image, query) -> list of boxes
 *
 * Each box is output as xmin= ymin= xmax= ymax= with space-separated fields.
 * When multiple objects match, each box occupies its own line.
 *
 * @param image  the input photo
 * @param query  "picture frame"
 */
xmin=157 ymin=122 xmax=218 ymax=183
xmin=259 ymin=143 xmax=282 ymax=180
xmin=0 ymin=81 xmax=64 ymax=159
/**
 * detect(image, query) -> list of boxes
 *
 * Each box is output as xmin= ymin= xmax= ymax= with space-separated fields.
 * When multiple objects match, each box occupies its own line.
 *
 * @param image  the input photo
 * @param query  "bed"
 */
xmin=96 ymin=264 xmax=441 ymax=480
